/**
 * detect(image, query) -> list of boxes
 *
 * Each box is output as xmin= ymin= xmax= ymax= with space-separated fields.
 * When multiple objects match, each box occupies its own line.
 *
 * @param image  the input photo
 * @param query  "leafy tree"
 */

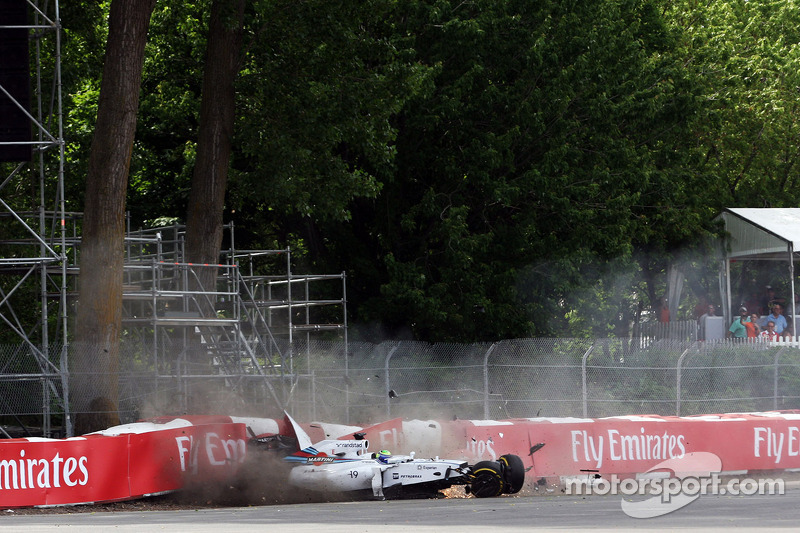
xmin=670 ymin=0 xmax=800 ymax=207
xmin=59 ymin=0 xmax=800 ymax=350
xmin=129 ymin=2 xmax=209 ymax=224
xmin=223 ymin=0 xmax=432 ymax=266
xmin=315 ymin=0 xmax=709 ymax=341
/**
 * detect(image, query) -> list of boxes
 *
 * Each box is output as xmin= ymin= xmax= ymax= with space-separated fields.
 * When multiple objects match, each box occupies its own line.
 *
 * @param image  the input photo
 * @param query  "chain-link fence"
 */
xmin=0 ymin=344 xmax=65 ymax=438
xmin=291 ymin=338 xmax=800 ymax=424
xmin=3 ymin=337 xmax=800 ymax=435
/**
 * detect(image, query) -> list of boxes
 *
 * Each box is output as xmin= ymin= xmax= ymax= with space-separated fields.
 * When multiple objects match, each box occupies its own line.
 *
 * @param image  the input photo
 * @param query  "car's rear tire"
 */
xmin=499 ymin=454 xmax=525 ymax=494
xmin=470 ymin=461 xmax=505 ymax=498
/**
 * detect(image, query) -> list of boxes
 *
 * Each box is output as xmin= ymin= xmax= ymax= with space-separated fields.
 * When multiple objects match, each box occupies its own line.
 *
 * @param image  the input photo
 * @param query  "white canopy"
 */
xmin=716 ymin=208 xmax=800 ymax=326
xmin=719 ymin=208 xmax=800 ymax=259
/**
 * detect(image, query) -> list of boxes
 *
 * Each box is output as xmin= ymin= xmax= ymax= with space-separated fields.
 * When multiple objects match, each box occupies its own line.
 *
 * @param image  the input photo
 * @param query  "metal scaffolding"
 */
xmin=0 ymin=0 xmax=69 ymax=437
xmin=117 ymin=225 xmax=348 ymax=419
xmin=0 ymin=2 xmax=348 ymax=437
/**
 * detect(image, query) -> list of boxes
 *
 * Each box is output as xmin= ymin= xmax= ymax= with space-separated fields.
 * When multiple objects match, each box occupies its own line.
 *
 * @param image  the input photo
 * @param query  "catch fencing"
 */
xmin=3 ymin=336 xmax=800 ymax=436
xmin=294 ymin=337 xmax=800 ymax=424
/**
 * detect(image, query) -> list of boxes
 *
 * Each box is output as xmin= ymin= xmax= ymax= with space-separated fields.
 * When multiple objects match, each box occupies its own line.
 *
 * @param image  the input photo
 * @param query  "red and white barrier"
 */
xmin=333 ymin=411 xmax=800 ymax=479
xmin=438 ymin=411 xmax=800 ymax=479
xmin=0 ymin=418 xmax=247 ymax=508
xmin=5 ymin=410 xmax=800 ymax=508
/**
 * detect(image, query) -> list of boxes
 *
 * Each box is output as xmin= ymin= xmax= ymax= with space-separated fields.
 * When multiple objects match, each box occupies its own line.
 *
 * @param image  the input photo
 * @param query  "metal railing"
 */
xmin=293 ymin=337 xmax=800 ymax=424
xmin=3 ymin=335 xmax=800 ymax=435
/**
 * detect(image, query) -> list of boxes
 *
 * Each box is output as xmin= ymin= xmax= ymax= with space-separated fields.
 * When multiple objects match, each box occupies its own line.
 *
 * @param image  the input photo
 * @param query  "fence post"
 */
xmin=42 ymin=377 xmax=50 ymax=437
xmin=483 ymin=343 xmax=497 ymax=420
xmin=774 ymin=347 xmax=785 ymax=410
xmin=61 ymin=344 xmax=73 ymax=437
xmin=676 ymin=346 xmax=691 ymax=416
xmin=311 ymin=369 xmax=317 ymax=421
xmin=581 ymin=344 xmax=594 ymax=418
xmin=385 ymin=343 xmax=399 ymax=419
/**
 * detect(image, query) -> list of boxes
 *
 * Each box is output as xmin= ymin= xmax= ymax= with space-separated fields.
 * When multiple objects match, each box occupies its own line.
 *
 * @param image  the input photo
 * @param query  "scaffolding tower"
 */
xmin=0 ymin=2 xmax=348 ymax=437
xmin=117 ymin=224 xmax=348 ymax=421
xmin=0 ymin=0 xmax=69 ymax=438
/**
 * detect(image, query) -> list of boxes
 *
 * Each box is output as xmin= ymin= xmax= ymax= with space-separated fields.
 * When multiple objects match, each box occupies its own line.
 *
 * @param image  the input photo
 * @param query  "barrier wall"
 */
xmin=437 ymin=411 xmax=800 ymax=480
xmin=311 ymin=411 xmax=800 ymax=479
xmin=4 ymin=410 xmax=800 ymax=507
xmin=0 ymin=420 xmax=247 ymax=508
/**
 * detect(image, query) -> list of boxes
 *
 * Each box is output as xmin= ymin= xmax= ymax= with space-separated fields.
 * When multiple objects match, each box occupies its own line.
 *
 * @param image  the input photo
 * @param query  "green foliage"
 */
xmin=60 ymin=1 xmax=109 ymax=212
xmin=230 ymin=0 xmax=431 ymax=223
xmin=132 ymin=2 xmax=210 ymax=223
xmin=54 ymin=0 xmax=800 ymax=343
xmin=669 ymin=0 xmax=800 ymax=206
xmin=331 ymin=0 xmax=711 ymax=341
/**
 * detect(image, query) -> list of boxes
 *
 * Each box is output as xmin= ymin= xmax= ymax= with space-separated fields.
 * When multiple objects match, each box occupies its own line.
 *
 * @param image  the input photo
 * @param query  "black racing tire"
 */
xmin=470 ymin=461 xmax=505 ymax=498
xmin=499 ymin=454 xmax=525 ymax=494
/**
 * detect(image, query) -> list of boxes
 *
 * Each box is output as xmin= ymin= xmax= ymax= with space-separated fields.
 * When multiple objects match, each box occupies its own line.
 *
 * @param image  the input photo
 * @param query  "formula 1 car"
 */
xmin=260 ymin=413 xmax=526 ymax=500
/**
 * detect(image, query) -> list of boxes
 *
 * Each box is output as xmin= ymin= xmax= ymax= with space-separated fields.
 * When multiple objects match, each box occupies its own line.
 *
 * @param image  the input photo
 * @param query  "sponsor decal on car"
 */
xmin=307 ymin=456 xmax=336 ymax=464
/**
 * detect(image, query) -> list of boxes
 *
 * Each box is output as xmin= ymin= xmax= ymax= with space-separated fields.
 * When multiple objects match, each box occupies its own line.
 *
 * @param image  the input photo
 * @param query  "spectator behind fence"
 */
xmin=760 ymin=286 xmax=774 ymax=315
xmin=698 ymin=304 xmax=716 ymax=341
xmin=744 ymin=291 xmax=760 ymax=318
xmin=761 ymin=286 xmax=787 ymax=315
xmin=744 ymin=312 xmax=761 ymax=339
xmin=761 ymin=321 xmax=779 ymax=341
xmin=658 ymin=297 xmax=670 ymax=323
xmin=727 ymin=306 xmax=750 ymax=339
xmin=760 ymin=303 xmax=789 ymax=337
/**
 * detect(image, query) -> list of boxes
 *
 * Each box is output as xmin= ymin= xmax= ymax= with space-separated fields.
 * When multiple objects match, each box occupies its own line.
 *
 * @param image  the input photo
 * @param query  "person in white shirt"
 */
xmin=760 ymin=321 xmax=779 ymax=341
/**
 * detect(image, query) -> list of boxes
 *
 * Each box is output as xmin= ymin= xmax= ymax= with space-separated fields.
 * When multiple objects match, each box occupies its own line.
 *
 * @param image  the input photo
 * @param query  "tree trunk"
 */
xmin=182 ymin=0 xmax=245 ymax=397
xmin=72 ymin=0 xmax=155 ymax=436
xmin=186 ymin=0 xmax=245 ymax=271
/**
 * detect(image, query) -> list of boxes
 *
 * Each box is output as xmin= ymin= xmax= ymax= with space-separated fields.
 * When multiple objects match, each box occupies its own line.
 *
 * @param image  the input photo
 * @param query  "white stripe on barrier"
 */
xmin=601 ymin=416 xmax=667 ymax=422
xmin=91 ymin=418 xmax=194 ymax=436
xmin=22 ymin=436 xmax=89 ymax=442
xmin=741 ymin=411 xmax=800 ymax=420
xmin=685 ymin=415 xmax=749 ymax=421
xmin=521 ymin=417 xmax=595 ymax=423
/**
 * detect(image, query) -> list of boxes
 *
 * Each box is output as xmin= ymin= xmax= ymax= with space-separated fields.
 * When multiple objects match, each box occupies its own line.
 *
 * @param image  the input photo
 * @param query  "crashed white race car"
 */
xmin=271 ymin=413 xmax=526 ymax=500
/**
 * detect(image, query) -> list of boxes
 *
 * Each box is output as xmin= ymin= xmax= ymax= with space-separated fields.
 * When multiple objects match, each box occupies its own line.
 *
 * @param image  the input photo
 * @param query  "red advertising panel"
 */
xmin=0 ymin=436 xmax=130 ymax=508
xmin=0 ymin=422 xmax=249 ymax=508
xmin=128 ymin=423 xmax=248 ymax=495
xmin=338 ymin=418 xmax=405 ymax=452
xmin=7 ymin=412 xmax=800 ymax=509
xmin=439 ymin=413 xmax=800 ymax=478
